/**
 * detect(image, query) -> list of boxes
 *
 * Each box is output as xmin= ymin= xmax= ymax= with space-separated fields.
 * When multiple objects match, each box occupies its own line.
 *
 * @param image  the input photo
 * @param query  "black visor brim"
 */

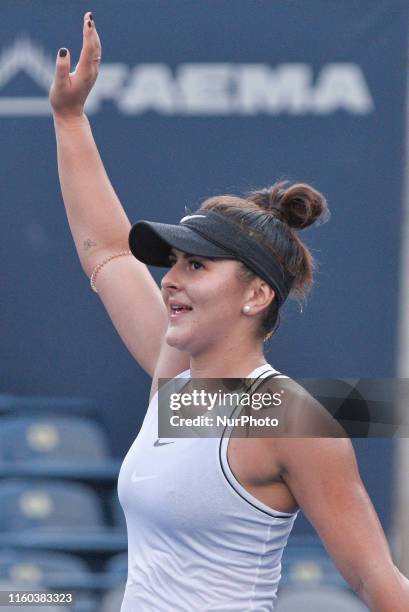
xmin=129 ymin=221 xmax=232 ymax=266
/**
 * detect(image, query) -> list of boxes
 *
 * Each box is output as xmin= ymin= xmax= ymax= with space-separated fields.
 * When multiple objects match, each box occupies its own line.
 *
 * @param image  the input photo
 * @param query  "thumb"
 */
xmin=54 ymin=48 xmax=71 ymax=85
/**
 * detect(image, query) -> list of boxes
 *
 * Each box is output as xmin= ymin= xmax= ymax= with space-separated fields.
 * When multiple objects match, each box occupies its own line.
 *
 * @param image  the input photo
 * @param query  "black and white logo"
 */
xmin=0 ymin=36 xmax=374 ymax=117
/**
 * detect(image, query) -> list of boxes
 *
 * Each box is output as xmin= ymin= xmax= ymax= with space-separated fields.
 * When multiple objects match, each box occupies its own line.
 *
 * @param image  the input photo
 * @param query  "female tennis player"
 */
xmin=49 ymin=12 xmax=409 ymax=611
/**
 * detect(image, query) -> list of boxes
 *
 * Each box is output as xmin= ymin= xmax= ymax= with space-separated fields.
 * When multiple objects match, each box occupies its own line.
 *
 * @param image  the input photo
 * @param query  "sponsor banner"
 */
xmin=0 ymin=38 xmax=374 ymax=117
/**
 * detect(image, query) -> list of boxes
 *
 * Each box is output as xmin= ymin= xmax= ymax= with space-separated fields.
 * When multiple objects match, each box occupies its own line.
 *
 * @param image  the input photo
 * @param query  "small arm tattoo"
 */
xmin=83 ymin=239 xmax=97 ymax=251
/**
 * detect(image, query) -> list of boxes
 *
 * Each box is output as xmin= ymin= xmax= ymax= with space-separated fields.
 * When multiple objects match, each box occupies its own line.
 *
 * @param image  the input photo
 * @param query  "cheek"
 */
xmin=191 ymin=280 xmax=243 ymax=320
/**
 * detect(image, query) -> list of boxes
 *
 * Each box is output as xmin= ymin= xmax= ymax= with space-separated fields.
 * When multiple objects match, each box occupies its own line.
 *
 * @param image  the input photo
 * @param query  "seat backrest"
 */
xmin=275 ymin=586 xmax=368 ymax=611
xmin=105 ymin=552 xmax=128 ymax=577
xmin=0 ymin=416 xmax=111 ymax=463
xmin=100 ymin=584 xmax=125 ymax=612
xmin=0 ymin=550 xmax=89 ymax=585
xmin=0 ymin=479 xmax=106 ymax=530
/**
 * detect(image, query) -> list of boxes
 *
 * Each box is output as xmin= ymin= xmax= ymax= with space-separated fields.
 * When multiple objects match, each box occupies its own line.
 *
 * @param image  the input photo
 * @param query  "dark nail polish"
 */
xmin=89 ymin=13 xmax=93 ymax=21
xmin=59 ymin=48 xmax=67 ymax=58
xmin=88 ymin=20 xmax=92 ymax=28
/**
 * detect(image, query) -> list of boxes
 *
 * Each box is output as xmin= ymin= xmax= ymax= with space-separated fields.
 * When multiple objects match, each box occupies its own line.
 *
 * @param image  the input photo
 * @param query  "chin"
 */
xmin=165 ymin=329 xmax=191 ymax=352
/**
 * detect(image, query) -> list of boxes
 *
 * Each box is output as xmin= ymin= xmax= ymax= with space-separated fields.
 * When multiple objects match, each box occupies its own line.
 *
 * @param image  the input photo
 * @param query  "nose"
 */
xmin=161 ymin=264 xmax=183 ymax=293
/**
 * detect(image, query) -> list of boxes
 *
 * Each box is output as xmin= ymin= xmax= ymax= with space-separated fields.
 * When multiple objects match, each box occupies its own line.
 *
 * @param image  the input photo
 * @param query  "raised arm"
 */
xmin=49 ymin=12 xmax=189 ymax=384
xmin=278 ymin=437 xmax=409 ymax=611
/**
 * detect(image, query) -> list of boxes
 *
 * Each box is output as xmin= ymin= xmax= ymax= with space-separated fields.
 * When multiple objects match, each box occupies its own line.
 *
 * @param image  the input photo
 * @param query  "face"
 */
xmin=160 ymin=248 xmax=250 ymax=354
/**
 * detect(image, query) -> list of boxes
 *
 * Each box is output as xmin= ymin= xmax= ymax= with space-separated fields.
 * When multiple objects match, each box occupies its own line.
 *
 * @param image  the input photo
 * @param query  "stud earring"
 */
xmin=243 ymin=305 xmax=251 ymax=314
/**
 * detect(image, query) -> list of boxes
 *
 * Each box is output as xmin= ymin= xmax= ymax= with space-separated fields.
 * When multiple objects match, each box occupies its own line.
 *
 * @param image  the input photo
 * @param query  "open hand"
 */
xmin=49 ymin=12 xmax=102 ymax=118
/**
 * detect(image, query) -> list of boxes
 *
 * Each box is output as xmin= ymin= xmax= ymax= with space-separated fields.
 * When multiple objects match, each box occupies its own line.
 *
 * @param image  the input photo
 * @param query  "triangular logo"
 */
xmin=0 ymin=36 xmax=55 ymax=116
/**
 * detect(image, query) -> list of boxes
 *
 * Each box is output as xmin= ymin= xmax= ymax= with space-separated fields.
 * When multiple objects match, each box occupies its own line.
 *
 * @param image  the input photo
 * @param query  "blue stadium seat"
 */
xmin=280 ymin=535 xmax=345 ymax=589
xmin=0 ymin=479 xmax=105 ymax=531
xmin=275 ymin=586 xmax=368 ymax=611
xmin=0 ymin=416 xmax=111 ymax=463
xmin=71 ymin=594 xmax=98 ymax=612
xmin=105 ymin=552 xmax=128 ymax=580
xmin=0 ymin=549 xmax=90 ymax=585
xmin=99 ymin=584 xmax=125 ymax=612
xmin=0 ymin=548 xmax=128 ymax=592
xmin=0 ymin=480 xmax=127 ymax=554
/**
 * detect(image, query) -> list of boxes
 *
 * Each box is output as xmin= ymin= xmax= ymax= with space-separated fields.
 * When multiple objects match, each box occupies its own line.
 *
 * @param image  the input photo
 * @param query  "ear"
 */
xmin=244 ymin=280 xmax=275 ymax=314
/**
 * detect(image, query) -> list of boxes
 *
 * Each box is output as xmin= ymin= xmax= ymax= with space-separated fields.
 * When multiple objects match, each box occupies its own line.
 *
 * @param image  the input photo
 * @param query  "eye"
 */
xmin=189 ymin=259 xmax=204 ymax=270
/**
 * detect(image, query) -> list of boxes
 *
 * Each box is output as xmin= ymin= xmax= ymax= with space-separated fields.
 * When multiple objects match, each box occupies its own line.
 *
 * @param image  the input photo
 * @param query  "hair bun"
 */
xmin=248 ymin=180 xmax=330 ymax=230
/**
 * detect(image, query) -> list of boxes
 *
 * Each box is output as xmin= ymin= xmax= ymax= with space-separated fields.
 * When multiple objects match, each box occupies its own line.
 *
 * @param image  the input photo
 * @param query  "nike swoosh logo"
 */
xmin=131 ymin=473 xmax=157 ymax=483
xmin=154 ymin=439 xmax=175 ymax=447
xmin=180 ymin=214 xmax=206 ymax=223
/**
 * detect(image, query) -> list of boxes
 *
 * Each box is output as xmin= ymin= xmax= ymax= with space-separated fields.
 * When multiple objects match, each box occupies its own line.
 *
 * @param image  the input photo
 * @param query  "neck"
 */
xmin=189 ymin=336 xmax=268 ymax=379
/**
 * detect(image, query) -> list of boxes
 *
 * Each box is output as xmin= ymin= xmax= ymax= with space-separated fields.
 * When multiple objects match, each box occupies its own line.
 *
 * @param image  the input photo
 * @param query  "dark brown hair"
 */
xmin=199 ymin=180 xmax=330 ymax=340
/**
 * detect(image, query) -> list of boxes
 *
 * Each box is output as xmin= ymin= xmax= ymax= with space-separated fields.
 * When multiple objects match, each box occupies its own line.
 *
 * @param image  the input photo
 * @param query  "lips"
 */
xmin=169 ymin=301 xmax=193 ymax=317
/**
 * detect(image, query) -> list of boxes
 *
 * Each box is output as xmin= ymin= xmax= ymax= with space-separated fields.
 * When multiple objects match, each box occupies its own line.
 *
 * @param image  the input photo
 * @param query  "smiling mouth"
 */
xmin=169 ymin=305 xmax=193 ymax=317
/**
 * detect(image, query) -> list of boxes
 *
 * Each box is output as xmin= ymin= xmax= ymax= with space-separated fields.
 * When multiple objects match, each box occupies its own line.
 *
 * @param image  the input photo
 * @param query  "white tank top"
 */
xmin=118 ymin=364 xmax=298 ymax=611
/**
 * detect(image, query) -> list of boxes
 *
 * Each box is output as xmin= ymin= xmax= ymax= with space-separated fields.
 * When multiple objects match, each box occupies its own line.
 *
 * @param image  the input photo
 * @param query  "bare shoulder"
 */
xmin=149 ymin=342 xmax=190 ymax=401
xmin=252 ymin=375 xmax=347 ymax=439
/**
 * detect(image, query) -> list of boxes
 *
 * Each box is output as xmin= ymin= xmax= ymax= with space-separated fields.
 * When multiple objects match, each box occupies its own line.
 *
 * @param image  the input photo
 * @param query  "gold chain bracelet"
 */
xmin=90 ymin=250 xmax=132 ymax=293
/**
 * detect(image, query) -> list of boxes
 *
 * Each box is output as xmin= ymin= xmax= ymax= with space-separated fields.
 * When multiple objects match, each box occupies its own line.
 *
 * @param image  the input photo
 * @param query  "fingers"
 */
xmin=77 ymin=11 xmax=102 ymax=76
xmin=54 ymin=47 xmax=71 ymax=86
